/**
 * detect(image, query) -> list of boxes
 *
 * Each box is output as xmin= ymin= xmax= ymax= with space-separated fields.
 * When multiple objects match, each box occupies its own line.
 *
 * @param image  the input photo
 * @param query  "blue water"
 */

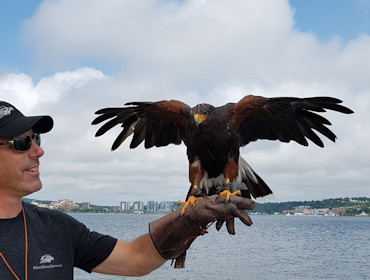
xmin=71 ymin=214 xmax=370 ymax=280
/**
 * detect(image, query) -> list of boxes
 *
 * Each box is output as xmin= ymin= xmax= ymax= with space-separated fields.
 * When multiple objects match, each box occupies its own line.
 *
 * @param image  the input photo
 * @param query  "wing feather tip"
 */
xmin=254 ymin=193 xmax=275 ymax=204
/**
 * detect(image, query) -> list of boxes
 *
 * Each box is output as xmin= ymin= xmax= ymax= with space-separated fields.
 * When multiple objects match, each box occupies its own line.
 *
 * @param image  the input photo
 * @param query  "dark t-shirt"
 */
xmin=0 ymin=202 xmax=117 ymax=279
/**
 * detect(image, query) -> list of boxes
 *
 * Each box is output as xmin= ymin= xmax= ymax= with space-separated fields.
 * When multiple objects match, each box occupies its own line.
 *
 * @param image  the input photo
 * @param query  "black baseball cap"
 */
xmin=0 ymin=101 xmax=53 ymax=137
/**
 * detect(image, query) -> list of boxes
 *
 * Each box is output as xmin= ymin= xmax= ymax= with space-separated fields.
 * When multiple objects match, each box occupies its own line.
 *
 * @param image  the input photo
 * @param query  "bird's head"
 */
xmin=192 ymin=103 xmax=214 ymax=126
xmin=194 ymin=113 xmax=208 ymax=126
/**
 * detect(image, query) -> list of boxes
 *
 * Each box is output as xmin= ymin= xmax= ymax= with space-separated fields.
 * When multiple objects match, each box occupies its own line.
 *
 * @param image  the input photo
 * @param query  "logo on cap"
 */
xmin=0 ymin=105 xmax=14 ymax=119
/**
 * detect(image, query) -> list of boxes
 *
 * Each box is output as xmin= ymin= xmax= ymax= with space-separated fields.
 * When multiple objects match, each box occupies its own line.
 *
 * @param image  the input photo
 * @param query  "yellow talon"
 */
xmin=219 ymin=189 xmax=241 ymax=201
xmin=179 ymin=195 xmax=202 ymax=214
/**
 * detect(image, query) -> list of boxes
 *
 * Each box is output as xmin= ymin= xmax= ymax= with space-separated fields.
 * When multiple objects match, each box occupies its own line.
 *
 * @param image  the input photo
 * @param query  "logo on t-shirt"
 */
xmin=33 ymin=253 xmax=63 ymax=270
xmin=40 ymin=254 xmax=55 ymax=264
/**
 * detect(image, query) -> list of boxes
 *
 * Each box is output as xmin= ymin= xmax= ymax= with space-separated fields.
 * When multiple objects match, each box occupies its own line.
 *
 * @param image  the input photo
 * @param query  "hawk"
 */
xmin=92 ymin=95 xmax=353 ymax=210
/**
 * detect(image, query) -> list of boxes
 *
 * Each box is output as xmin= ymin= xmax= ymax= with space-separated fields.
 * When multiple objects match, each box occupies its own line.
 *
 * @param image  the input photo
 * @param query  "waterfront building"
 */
xmin=56 ymin=199 xmax=79 ymax=211
xmin=133 ymin=201 xmax=144 ymax=212
xmin=147 ymin=201 xmax=158 ymax=213
xmin=82 ymin=202 xmax=91 ymax=209
xmin=159 ymin=201 xmax=173 ymax=212
xmin=295 ymin=205 xmax=312 ymax=215
xmin=120 ymin=201 xmax=131 ymax=212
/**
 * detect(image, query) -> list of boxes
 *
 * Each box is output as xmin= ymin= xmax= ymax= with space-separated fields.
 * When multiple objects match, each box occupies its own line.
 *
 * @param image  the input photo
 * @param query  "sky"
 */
xmin=0 ymin=0 xmax=369 ymax=206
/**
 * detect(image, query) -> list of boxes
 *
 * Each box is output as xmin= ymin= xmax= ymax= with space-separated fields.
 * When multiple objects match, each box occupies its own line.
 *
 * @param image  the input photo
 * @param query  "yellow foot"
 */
xmin=219 ymin=189 xmax=241 ymax=201
xmin=179 ymin=195 xmax=202 ymax=214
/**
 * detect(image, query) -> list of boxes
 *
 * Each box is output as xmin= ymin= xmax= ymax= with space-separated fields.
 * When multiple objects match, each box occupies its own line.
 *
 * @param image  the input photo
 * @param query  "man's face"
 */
xmin=0 ymin=129 xmax=45 ymax=198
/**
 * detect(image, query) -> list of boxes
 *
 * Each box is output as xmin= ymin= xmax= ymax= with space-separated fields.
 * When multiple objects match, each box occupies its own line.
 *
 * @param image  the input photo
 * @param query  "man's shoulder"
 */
xmin=23 ymin=201 xmax=60 ymax=214
xmin=22 ymin=201 xmax=78 ymax=223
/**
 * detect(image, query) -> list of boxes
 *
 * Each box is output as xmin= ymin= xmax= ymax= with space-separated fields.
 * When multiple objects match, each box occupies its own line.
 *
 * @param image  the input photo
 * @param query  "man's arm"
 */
xmin=92 ymin=235 xmax=166 ymax=276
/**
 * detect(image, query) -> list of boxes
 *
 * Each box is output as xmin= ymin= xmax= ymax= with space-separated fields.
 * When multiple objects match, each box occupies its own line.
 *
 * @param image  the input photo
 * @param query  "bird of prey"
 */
xmin=92 ymin=95 xmax=353 ymax=212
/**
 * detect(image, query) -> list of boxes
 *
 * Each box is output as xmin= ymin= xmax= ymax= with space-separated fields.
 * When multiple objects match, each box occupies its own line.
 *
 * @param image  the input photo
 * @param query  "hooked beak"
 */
xmin=194 ymin=114 xmax=207 ymax=126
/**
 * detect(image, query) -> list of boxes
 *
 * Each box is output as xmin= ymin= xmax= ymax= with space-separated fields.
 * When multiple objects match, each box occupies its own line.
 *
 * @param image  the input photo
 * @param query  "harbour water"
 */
xmin=71 ymin=213 xmax=370 ymax=280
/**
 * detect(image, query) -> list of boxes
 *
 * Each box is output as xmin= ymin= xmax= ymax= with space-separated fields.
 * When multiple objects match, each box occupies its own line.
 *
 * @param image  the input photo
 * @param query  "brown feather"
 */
xmin=92 ymin=100 xmax=190 ymax=150
xmin=232 ymin=95 xmax=353 ymax=147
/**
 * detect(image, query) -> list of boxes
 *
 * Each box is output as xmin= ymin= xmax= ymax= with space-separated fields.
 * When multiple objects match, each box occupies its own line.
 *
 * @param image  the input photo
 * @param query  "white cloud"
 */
xmin=0 ymin=0 xmax=368 ymax=205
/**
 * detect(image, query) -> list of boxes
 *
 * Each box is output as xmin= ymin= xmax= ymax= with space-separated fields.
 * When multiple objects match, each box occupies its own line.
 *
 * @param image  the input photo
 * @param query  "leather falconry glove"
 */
xmin=149 ymin=194 xmax=255 ymax=268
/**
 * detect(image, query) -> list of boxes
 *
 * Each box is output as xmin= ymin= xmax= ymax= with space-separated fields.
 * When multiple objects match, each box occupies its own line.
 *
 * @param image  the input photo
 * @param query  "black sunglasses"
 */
xmin=0 ymin=133 xmax=41 ymax=152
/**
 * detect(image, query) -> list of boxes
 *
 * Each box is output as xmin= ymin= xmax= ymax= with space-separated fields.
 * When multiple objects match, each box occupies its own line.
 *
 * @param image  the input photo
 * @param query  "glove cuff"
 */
xmin=149 ymin=208 xmax=207 ymax=260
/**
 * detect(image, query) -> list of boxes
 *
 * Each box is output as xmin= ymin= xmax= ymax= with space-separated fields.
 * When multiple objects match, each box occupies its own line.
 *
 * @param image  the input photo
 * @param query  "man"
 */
xmin=0 ymin=101 xmax=255 ymax=278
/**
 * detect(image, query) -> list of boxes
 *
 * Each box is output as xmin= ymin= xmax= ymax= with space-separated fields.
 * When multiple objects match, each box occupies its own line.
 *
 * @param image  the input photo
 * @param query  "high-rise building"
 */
xmin=120 ymin=201 xmax=131 ymax=212
xmin=133 ymin=201 xmax=144 ymax=212
xmin=147 ymin=201 xmax=158 ymax=213
xmin=159 ymin=201 xmax=172 ymax=212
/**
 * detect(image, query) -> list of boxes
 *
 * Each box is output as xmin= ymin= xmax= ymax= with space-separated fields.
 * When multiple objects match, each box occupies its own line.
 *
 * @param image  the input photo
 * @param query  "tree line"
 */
xmin=252 ymin=197 xmax=370 ymax=215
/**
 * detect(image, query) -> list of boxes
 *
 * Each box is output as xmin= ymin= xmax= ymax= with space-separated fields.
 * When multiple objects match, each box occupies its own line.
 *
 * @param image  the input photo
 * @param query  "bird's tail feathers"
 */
xmin=239 ymin=156 xmax=274 ymax=203
xmin=195 ymin=157 xmax=274 ymax=203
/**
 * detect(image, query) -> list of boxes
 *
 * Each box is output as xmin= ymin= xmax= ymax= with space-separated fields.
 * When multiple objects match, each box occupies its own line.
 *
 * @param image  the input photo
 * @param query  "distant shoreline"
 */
xmin=24 ymin=196 xmax=370 ymax=216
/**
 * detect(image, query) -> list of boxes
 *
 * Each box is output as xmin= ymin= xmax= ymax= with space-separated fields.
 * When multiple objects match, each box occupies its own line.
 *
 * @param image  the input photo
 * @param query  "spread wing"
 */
xmin=92 ymin=100 xmax=191 ymax=150
xmin=232 ymin=95 xmax=354 ymax=147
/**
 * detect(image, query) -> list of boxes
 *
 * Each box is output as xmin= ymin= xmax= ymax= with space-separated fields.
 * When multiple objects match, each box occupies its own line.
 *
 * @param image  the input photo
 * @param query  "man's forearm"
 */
xmin=92 ymin=235 xmax=166 ymax=276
